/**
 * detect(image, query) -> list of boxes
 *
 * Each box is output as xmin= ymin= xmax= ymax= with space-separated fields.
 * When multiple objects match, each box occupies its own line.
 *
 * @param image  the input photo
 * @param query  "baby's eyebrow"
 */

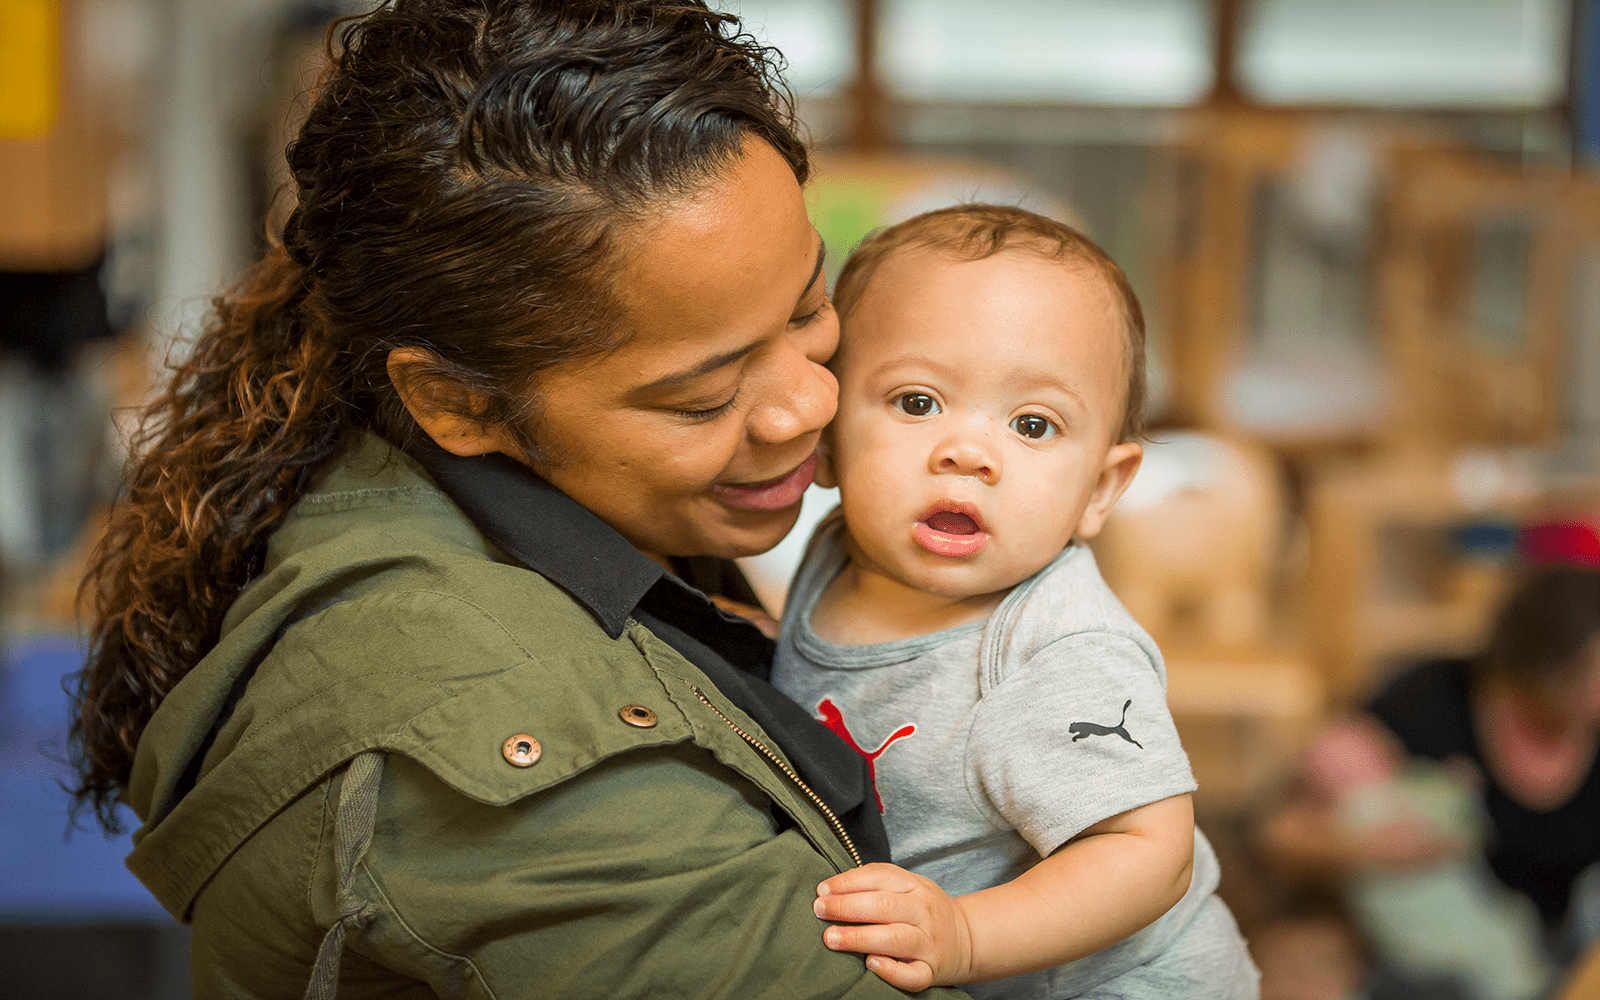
xmin=867 ymin=356 xmax=1088 ymax=409
xmin=867 ymin=353 xmax=955 ymax=380
xmin=1009 ymin=371 xmax=1087 ymax=408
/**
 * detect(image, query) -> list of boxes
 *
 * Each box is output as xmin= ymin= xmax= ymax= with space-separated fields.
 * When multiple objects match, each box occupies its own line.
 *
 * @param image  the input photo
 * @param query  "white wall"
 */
xmin=151 ymin=0 xmax=297 ymax=347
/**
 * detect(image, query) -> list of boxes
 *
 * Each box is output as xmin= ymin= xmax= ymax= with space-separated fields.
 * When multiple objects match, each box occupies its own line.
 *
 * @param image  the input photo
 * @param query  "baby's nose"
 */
xmin=933 ymin=436 xmax=1000 ymax=483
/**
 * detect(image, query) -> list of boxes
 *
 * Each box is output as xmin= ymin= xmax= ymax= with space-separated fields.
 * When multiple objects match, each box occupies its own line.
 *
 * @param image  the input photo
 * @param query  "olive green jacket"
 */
xmin=125 ymin=435 xmax=964 ymax=1000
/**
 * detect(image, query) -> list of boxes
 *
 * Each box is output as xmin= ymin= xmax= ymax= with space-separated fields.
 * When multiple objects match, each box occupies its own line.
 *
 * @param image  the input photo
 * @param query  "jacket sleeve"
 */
xmin=339 ymin=747 xmax=967 ymax=1000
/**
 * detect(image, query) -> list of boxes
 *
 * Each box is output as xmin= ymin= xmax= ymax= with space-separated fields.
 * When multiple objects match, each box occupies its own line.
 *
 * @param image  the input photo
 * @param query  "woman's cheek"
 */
xmin=680 ymin=420 xmax=748 ymax=487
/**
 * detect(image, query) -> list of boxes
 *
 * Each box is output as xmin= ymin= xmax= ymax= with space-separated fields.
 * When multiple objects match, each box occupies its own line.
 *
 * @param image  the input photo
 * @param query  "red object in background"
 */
xmin=1520 ymin=519 xmax=1600 ymax=568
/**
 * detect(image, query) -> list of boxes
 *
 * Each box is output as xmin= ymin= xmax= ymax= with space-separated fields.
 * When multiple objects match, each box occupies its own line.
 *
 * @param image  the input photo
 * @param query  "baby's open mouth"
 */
xmin=924 ymin=510 xmax=980 ymax=536
xmin=913 ymin=503 xmax=988 ymax=557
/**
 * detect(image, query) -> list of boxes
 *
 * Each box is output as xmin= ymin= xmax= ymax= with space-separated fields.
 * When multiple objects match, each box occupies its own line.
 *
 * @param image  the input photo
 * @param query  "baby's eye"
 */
xmin=1011 ymin=414 xmax=1057 ymax=440
xmin=896 ymin=393 xmax=940 ymax=417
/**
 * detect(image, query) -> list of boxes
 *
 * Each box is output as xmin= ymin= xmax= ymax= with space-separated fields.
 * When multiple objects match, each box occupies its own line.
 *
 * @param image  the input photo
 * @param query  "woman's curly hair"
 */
xmin=72 ymin=0 xmax=807 ymax=830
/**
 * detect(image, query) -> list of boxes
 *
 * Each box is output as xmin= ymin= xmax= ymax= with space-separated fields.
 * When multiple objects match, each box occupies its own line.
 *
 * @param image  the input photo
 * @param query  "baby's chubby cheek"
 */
xmin=833 ymin=455 xmax=910 ymax=532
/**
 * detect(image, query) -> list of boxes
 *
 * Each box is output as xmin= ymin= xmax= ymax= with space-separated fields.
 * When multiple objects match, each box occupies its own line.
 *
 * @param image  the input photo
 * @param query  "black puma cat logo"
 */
xmin=1069 ymin=699 xmax=1143 ymax=749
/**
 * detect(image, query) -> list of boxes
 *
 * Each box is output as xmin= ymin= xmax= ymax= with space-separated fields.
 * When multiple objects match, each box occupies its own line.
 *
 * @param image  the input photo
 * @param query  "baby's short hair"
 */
xmin=832 ymin=203 xmax=1146 ymax=442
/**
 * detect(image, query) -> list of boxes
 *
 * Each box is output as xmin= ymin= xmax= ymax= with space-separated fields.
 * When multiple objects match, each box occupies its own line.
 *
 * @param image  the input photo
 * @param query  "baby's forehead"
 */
xmin=836 ymin=244 xmax=1124 ymax=357
xmin=886 ymin=237 xmax=1093 ymax=275
xmin=856 ymin=242 xmax=1115 ymax=313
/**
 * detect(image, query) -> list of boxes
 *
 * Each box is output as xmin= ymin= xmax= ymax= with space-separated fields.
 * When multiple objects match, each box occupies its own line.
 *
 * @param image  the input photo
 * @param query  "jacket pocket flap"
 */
xmin=386 ymin=654 xmax=694 ymax=804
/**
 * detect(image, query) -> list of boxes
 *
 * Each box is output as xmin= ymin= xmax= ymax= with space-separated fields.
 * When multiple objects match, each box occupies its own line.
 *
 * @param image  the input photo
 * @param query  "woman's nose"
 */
xmin=931 ymin=425 xmax=1001 ymax=484
xmin=747 ymin=340 xmax=838 ymax=445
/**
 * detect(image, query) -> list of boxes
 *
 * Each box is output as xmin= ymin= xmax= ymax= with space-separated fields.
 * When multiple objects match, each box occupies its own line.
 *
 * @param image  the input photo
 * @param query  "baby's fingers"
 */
xmin=817 ymin=862 xmax=918 ymax=898
xmin=822 ymin=919 xmax=929 ymax=963
xmin=864 ymin=955 xmax=935 ymax=993
xmin=814 ymin=888 xmax=913 ymax=927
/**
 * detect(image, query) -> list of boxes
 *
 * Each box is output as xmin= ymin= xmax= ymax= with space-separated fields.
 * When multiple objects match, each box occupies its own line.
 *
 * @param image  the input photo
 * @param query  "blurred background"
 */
xmin=3 ymin=1 xmax=1600 ymax=997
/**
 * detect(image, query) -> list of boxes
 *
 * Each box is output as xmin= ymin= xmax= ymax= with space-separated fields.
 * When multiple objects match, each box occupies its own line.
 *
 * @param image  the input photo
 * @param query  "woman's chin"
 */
xmin=702 ymin=505 xmax=805 ymax=561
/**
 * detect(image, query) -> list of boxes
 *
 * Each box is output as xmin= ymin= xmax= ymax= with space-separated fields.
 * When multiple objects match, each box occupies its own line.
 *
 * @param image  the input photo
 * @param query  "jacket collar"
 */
xmin=404 ymin=434 xmax=662 ymax=640
xmin=400 ymin=433 xmax=887 ymax=864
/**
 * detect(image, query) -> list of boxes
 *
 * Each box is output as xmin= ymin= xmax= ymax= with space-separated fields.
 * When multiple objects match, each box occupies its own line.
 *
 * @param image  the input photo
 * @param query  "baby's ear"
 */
xmin=813 ymin=431 xmax=839 ymax=489
xmin=1075 ymin=441 xmax=1142 ymax=539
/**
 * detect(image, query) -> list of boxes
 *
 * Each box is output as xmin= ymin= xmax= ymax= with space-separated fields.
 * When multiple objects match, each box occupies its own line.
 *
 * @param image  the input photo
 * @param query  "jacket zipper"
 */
xmin=690 ymin=686 xmax=863 ymax=868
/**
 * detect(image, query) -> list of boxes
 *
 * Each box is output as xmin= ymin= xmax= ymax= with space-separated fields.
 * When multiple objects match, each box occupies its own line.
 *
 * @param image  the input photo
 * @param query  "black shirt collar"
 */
xmin=405 ymin=434 xmax=662 ymax=640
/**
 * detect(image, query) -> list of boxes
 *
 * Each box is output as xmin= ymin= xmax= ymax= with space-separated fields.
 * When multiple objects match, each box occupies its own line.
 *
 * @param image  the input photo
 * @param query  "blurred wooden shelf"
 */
xmin=1166 ymin=651 xmax=1323 ymax=721
xmin=1357 ymin=598 xmax=1492 ymax=662
xmin=1165 ymin=647 xmax=1326 ymax=816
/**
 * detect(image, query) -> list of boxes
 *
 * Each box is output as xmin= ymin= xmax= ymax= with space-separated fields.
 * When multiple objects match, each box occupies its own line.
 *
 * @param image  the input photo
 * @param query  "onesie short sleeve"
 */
xmin=967 ymin=631 xmax=1197 ymax=857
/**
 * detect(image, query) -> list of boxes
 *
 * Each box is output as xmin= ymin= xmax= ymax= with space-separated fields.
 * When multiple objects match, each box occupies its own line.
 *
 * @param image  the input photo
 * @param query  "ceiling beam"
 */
xmin=1208 ymin=0 xmax=1246 ymax=106
xmin=848 ymin=0 xmax=887 ymax=151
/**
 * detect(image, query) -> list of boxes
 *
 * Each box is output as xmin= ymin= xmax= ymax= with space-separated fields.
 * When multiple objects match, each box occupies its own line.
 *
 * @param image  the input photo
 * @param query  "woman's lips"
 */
xmin=711 ymin=452 xmax=818 ymax=512
xmin=912 ymin=502 xmax=988 ymax=557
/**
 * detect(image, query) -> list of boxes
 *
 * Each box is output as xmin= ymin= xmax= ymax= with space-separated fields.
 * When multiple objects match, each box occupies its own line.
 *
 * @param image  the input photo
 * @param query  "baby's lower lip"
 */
xmin=913 ymin=519 xmax=989 ymax=558
xmin=711 ymin=452 xmax=817 ymax=512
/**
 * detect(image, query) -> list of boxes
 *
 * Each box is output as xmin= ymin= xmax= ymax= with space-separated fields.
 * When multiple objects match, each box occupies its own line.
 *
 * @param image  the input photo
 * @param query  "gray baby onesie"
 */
xmin=774 ymin=518 xmax=1259 ymax=999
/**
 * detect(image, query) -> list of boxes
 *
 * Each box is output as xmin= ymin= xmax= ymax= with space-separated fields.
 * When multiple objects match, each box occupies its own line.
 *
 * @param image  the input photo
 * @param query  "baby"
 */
xmin=773 ymin=204 xmax=1259 ymax=998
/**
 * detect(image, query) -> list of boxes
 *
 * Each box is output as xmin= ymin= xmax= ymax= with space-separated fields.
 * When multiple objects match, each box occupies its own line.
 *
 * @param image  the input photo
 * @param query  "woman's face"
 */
xmin=526 ymin=139 xmax=838 ymax=563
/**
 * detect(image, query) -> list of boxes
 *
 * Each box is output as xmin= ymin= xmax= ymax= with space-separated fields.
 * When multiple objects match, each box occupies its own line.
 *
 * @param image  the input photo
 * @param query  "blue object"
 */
xmin=0 ymin=632 xmax=171 ymax=923
xmin=1579 ymin=0 xmax=1600 ymax=166
xmin=1450 ymin=519 xmax=1518 ymax=560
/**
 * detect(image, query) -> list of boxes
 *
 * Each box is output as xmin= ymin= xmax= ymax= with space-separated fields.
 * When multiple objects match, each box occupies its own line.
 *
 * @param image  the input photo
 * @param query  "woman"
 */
xmin=70 ymin=3 xmax=967 ymax=996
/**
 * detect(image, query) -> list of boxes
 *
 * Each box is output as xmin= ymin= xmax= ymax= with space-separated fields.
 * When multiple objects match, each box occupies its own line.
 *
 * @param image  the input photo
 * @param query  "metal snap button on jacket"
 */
xmin=501 ymin=734 xmax=541 ymax=767
xmin=619 ymin=705 xmax=658 ymax=728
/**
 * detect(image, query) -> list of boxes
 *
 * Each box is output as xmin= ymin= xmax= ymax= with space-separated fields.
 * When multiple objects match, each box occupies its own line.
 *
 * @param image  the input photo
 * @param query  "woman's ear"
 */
xmin=813 ymin=430 xmax=839 ymax=489
xmin=1075 ymin=441 xmax=1142 ymax=539
xmin=386 ymin=347 xmax=511 ymax=457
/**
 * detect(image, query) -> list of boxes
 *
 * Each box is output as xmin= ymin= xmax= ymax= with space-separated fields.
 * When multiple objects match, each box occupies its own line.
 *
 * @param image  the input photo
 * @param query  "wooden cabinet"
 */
xmin=0 ymin=0 xmax=114 ymax=270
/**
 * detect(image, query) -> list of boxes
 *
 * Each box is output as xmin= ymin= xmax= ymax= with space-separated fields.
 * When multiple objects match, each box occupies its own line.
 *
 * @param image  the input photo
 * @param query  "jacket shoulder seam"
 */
xmin=243 ymin=672 xmax=449 ymax=745
xmin=405 ymin=589 xmax=539 ymax=663
xmin=233 ymin=591 xmax=542 ymax=755
xmin=291 ymin=588 xmax=542 ymax=664
xmin=299 ymin=485 xmax=445 ymax=506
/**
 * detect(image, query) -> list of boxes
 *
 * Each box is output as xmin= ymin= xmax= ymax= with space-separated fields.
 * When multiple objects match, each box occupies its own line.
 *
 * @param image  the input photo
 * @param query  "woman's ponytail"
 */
xmin=72 ymin=243 xmax=354 ymax=829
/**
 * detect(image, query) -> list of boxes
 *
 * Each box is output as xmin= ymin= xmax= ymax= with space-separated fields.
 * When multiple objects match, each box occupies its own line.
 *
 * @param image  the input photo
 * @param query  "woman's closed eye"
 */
xmin=675 ymin=390 xmax=740 ymax=421
xmin=790 ymin=298 xmax=833 ymax=328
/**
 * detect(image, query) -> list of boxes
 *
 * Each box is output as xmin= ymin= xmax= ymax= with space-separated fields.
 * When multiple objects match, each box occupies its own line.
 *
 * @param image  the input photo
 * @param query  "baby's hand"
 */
xmin=814 ymin=862 xmax=974 ymax=990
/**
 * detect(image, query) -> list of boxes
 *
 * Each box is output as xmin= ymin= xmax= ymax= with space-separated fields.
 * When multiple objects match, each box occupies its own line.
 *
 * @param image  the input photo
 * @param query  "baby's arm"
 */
xmin=813 ymin=793 xmax=1195 ymax=991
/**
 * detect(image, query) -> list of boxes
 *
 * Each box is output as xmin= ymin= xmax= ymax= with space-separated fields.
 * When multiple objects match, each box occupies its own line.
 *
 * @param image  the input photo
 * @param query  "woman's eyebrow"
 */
xmin=629 ymin=235 xmax=828 ymax=399
xmin=630 ymin=343 xmax=760 ymax=398
xmin=804 ymin=236 xmax=827 ymax=294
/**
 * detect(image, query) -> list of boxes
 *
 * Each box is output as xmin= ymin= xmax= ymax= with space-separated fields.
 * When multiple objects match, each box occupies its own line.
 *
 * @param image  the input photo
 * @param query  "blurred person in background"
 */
xmin=1294 ymin=715 xmax=1551 ymax=1000
xmin=1263 ymin=565 xmax=1600 ymax=1000
xmin=66 ymin=1 xmax=973 ymax=997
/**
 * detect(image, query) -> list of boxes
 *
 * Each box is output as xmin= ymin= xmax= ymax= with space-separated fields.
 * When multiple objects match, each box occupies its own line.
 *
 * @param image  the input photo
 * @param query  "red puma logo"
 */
xmin=814 ymin=697 xmax=916 ymax=814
